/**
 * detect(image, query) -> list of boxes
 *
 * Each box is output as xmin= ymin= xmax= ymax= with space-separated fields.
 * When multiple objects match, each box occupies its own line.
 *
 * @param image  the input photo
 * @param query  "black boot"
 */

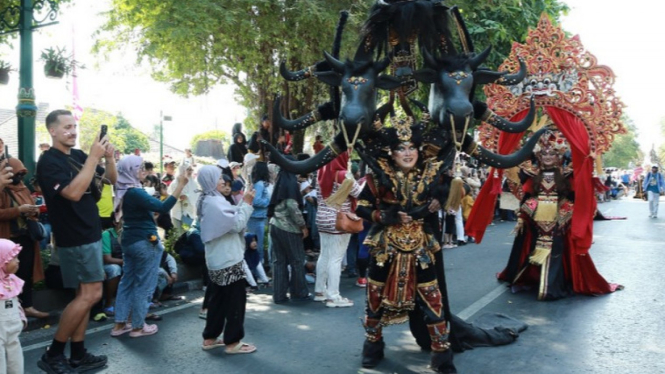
xmin=431 ymin=349 xmax=457 ymax=374
xmin=361 ymin=339 xmax=385 ymax=368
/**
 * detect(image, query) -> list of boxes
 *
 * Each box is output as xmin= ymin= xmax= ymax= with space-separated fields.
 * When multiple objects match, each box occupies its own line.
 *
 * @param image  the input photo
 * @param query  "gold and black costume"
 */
xmin=356 ymin=158 xmax=451 ymax=353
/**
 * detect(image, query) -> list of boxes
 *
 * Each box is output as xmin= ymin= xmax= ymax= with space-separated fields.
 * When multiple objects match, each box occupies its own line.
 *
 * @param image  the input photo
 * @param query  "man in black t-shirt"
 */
xmin=36 ymin=109 xmax=117 ymax=374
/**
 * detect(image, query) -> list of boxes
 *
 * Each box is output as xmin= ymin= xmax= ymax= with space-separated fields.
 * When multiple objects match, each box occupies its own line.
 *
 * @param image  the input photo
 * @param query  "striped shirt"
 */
xmin=315 ymin=179 xmax=363 ymax=234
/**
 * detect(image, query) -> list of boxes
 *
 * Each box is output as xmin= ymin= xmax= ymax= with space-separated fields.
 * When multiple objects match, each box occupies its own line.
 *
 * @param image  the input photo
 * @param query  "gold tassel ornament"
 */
xmin=325 ymin=161 xmax=355 ymax=209
xmin=529 ymin=238 xmax=553 ymax=265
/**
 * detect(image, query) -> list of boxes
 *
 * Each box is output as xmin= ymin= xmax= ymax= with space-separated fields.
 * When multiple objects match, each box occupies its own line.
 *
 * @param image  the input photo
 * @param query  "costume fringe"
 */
xmin=529 ymin=246 xmax=551 ymax=265
xmin=325 ymin=172 xmax=354 ymax=209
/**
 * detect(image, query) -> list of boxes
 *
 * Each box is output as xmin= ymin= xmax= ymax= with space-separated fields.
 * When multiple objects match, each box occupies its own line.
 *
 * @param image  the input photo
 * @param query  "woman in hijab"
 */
xmin=111 ymin=155 xmax=188 ymax=338
xmin=268 ymin=167 xmax=310 ymax=304
xmin=168 ymin=163 xmax=199 ymax=235
xmin=0 ymin=157 xmax=48 ymax=319
xmin=197 ymin=165 xmax=257 ymax=353
xmin=314 ymin=151 xmax=363 ymax=308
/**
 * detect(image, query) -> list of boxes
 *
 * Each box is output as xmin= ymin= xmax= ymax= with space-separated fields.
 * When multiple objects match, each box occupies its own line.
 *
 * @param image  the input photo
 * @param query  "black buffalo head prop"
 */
xmin=414 ymin=47 xmax=534 ymax=136
xmin=413 ymin=47 xmax=544 ymax=168
xmin=266 ymin=52 xmax=402 ymax=175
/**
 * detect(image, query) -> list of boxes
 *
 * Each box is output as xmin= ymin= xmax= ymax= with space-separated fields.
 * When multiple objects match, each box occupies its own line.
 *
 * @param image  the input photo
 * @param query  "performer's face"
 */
xmin=392 ymin=142 xmax=418 ymax=172
xmin=540 ymin=147 xmax=559 ymax=168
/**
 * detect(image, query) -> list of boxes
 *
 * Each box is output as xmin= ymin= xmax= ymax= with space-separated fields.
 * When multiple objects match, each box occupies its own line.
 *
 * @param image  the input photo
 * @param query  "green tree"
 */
xmin=114 ymin=114 xmax=150 ymax=154
xmin=455 ymin=0 xmax=569 ymax=69
xmin=96 ymin=0 xmax=567 ymax=154
xmin=0 ymin=1 xmax=73 ymax=45
xmin=603 ymin=116 xmax=643 ymax=169
xmin=190 ymin=129 xmax=230 ymax=155
xmin=75 ymin=108 xmax=119 ymax=154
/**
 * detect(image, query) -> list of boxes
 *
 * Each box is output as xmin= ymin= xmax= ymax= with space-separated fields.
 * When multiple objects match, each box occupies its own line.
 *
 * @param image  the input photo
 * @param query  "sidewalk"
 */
xmin=26 ymin=264 xmax=204 ymax=333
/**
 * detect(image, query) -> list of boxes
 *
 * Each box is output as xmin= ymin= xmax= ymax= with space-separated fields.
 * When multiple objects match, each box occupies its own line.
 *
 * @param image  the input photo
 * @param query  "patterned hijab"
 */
xmin=114 ymin=155 xmax=143 ymax=216
xmin=0 ymin=239 xmax=23 ymax=300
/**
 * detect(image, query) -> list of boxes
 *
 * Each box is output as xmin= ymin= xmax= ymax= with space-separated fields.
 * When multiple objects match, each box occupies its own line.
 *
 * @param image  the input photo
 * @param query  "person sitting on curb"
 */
xmin=101 ymin=220 xmax=123 ymax=316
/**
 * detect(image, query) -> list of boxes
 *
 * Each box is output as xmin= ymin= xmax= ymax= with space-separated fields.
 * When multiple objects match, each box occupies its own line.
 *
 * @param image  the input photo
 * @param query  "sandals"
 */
xmin=145 ymin=313 xmax=163 ymax=321
xmin=129 ymin=323 xmax=159 ymax=338
xmin=225 ymin=342 xmax=257 ymax=355
xmin=202 ymin=339 xmax=225 ymax=351
xmin=110 ymin=324 xmax=133 ymax=337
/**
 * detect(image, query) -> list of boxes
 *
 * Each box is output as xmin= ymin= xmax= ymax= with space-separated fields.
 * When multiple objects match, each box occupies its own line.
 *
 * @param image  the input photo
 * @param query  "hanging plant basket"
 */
xmin=0 ymin=69 xmax=9 ymax=85
xmin=44 ymin=62 xmax=66 ymax=79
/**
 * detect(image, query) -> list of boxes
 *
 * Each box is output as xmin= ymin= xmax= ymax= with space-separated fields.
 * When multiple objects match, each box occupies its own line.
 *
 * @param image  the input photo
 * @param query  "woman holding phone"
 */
xmin=0 ymin=157 xmax=49 ymax=319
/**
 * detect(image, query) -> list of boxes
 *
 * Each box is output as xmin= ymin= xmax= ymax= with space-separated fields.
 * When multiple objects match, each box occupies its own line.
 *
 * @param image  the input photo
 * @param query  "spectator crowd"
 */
xmin=0 ymin=110 xmax=660 ymax=373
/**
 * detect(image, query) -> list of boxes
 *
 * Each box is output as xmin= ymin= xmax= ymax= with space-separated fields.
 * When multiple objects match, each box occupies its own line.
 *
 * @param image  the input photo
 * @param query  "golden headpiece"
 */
xmin=390 ymin=116 xmax=414 ymax=142
xmin=533 ymin=129 xmax=568 ymax=156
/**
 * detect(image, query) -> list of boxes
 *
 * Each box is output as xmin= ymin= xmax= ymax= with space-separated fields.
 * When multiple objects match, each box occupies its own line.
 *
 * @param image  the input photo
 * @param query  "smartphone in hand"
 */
xmin=100 ymin=125 xmax=108 ymax=141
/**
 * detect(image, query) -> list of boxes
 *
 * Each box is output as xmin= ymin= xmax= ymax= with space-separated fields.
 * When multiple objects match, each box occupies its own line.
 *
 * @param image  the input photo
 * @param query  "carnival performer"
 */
xmin=355 ymin=120 xmax=456 ymax=373
xmin=498 ymin=130 xmax=622 ymax=300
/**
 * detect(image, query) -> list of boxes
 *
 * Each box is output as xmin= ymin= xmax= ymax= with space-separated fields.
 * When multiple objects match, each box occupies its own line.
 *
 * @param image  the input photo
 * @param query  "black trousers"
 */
xmin=270 ymin=226 xmax=309 ymax=302
xmin=14 ymin=235 xmax=35 ymax=308
xmin=201 ymin=279 xmax=246 ymax=344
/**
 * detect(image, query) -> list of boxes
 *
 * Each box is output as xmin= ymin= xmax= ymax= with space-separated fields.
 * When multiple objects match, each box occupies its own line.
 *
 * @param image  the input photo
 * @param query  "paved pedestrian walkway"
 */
xmin=20 ymin=197 xmax=663 ymax=374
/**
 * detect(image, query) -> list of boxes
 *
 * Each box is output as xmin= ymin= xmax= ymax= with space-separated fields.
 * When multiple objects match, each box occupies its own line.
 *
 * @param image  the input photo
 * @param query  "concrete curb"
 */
xmin=25 ymin=277 xmax=204 ymax=333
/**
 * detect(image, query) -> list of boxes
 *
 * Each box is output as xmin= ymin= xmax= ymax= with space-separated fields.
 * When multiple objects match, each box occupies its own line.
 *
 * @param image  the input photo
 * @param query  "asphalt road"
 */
xmin=20 ymin=196 xmax=664 ymax=374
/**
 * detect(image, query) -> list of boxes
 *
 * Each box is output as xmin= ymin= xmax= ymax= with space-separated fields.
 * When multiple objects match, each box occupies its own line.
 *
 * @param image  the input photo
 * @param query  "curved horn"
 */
xmin=469 ymin=46 xmax=491 ymax=70
xmin=409 ymin=98 xmax=431 ymax=124
xmin=480 ymin=97 xmax=536 ymax=133
xmin=422 ymin=48 xmax=438 ymax=69
xmin=374 ymin=56 xmax=391 ymax=73
xmin=409 ymin=98 xmax=429 ymax=114
xmin=467 ymin=126 xmax=549 ymax=168
xmin=262 ymin=139 xmax=344 ymax=175
xmin=323 ymin=51 xmax=345 ymax=73
xmin=473 ymin=59 xmax=527 ymax=86
xmin=279 ymin=61 xmax=315 ymax=82
xmin=375 ymin=102 xmax=393 ymax=125
xmin=272 ymin=97 xmax=322 ymax=132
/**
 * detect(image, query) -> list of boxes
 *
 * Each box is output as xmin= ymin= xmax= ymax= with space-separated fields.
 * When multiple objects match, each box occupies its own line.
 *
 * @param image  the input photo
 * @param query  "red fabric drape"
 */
xmin=465 ymin=110 xmax=530 ymax=243
xmin=545 ymin=107 xmax=595 ymax=255
xmin=317 ymin=151 xmax=349 ymax=199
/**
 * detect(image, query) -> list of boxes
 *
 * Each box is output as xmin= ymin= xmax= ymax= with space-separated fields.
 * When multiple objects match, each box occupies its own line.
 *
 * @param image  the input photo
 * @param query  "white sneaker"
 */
xmin=313 ymin=293 xmax=327 ymax=302
xmin=325 ymin=296 xmax=354 ymax=308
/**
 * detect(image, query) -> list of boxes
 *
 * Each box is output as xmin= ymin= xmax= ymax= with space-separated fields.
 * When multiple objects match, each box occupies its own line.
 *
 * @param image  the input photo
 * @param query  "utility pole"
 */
xmin=1 ymin=0 xmax=60 ymax=177
xmin=159 ymin=111 xmax=172 ymax=174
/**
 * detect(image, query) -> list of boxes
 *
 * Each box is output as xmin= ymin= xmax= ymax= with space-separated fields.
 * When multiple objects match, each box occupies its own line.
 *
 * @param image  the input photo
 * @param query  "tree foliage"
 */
xmin=603 ymin=116 xmax=643 ymax=169
xmin=455 ymin=0 xmax=568 ymax=69
xmin=114 ymin=114 xmax=151 ymax=154
xmin=36 ymin=108 xmax=149 ymax=155
xmin=96 ymin=0 xmax=568 ymax=154
xmin=0 ymin=0 xmax=73 ymax=45
xmin=190 ymin=129 xmax=230 ymax=154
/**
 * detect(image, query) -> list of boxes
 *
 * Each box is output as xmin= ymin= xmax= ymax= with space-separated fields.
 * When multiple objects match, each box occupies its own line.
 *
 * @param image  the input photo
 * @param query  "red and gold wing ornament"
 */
xmin=478 ymin=14 xmax=626 ymax=158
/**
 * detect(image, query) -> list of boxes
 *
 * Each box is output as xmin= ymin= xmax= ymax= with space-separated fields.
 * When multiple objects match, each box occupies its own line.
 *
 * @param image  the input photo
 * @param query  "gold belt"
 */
xmin=385 ymin=221 xmax=425 ymax=252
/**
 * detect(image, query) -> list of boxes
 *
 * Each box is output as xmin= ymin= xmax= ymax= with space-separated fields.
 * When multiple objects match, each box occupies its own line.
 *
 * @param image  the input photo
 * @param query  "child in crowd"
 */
xmin=0 ymin=239 xmax=27 ymax=374
xmin=154 ymin=252 xmax=179 ymax=302
xmin=300 ymin=180 xmax=319 ymax=251
xmin=156 ymin=182 xmax=174 ymax=234
xmin=231 ymin=180 xmax=244 ymax=205
xmin=443 ymin=178 xmax=465 ymax=249
xmin=30 ymin=178 xmax=51 ymax=251
xmin=244 ymin=233 xmax=270 ymax=285
xmin=461 ymin=184 xmax=476 ymax=243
